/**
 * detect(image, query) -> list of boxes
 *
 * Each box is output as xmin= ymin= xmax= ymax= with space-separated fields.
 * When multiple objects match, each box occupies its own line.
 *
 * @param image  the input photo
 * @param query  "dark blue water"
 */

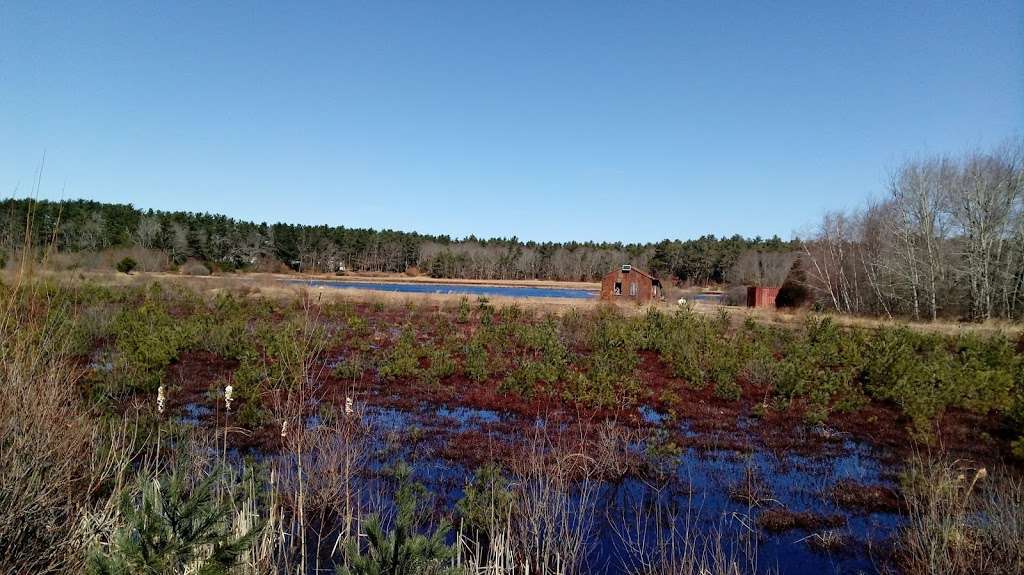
xmin=178 ymin=402 xmax=212 ymax=426
xmin=352 ymin=403 xmax=900 ymax=575
xmin=689 ymin=292 xmax=727 ymax=304
xmin=288 ymin=279 xmax=598 ymax=299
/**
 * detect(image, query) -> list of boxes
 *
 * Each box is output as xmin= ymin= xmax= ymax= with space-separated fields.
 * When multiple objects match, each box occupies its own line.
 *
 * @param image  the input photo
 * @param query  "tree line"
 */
xmin=0 ymin=197 xmax=794 ymax=283
xmin=3 ymin=141 xmax=1021 ymax=321
xmin=801 ymin=141 xmax=1024 ymax=321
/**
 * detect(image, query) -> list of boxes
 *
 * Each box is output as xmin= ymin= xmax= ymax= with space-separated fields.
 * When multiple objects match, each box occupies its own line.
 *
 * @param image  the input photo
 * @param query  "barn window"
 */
xmin=614 ymin=281 xmax=622 ymax=295
xmin=629 ymin=282 xmax=638 ymax=296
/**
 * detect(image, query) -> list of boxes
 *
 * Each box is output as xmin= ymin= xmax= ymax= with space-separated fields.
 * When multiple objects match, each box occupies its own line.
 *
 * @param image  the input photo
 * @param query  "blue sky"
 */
xmin=2 ymin=2 xmax=1021 ymax=243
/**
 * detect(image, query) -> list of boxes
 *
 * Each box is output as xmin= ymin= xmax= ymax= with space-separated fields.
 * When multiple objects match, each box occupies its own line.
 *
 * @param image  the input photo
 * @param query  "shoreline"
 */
xmin=16 ymin=268 xmax=1023 ymax=335
xmin=284 ymin=271 xmax=601 ymax=290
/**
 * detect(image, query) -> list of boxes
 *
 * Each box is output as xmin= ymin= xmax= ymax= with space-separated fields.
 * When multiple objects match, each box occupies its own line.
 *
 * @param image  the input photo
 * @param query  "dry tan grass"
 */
xmin=0 ymin=269 xmax=139 ymax=574
xmin=701 ymin=304 xmax=1024 ymax=336
xmin=897 ymin=455 xmax=1024 ymax=575
xmin=16 ymin=269 xmax=1022 ymax=335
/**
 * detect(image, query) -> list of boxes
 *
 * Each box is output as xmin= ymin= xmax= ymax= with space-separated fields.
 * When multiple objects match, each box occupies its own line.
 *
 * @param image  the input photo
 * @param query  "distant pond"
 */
xmin=287 ymin=279 xmax=598 ymax=300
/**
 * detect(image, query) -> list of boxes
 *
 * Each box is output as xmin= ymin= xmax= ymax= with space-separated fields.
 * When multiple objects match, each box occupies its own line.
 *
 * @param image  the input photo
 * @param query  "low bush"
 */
xmin=570 ymin=311 xmax=643 ymax=407
xmin=115 ymin=256 xmax=137 ymax=274
xmin=774 ymin=317 xmax=867 ymax=423
xmin=495 ymin=318 xmax=570 ymax=398
xmin=340 ymin=463 xmax=456 ymax=575
xmin=863 ymin=327 xmax=1020 ymax=435
xmin=455 ymin=296 xmax=471 ymax=324
xmin=379 ymin=327 xmax=423 ymax=381
xmin=456 ymin=464 xmax=514 ymax=545
xmin=333 ymin=352 xmax=369 ymax=382
xmin=109 ymin=296 xmax=202 ymax=394
xmin=346 ymin=314 xmax=372 ymax=338
xmin=180 ymin=259 xmax=211 ymax=276
xmin=88 ymin=468 xmax=261 ymax=575
xmin=424 ymin=345 xmax=457 ymax=384
xmin=463 ymin=336 xmax=490 ymax=383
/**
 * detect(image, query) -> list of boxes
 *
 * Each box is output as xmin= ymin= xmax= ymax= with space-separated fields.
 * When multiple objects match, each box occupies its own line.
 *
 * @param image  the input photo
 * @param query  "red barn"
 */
xmin=600 ymin=265 xmax=662 ymax=303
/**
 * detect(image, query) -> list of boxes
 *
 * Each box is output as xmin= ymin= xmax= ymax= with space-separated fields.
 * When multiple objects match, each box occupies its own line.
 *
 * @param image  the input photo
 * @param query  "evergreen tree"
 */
xmin=88 ymin=469 xmax=260 ymax=575
xmin=339 ymin=463 xmax=457 ymax=575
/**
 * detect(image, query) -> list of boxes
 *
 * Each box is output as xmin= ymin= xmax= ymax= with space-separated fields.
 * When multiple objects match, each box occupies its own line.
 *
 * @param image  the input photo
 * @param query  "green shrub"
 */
xmin=66 ymin=302 xmax=118 ymax=356
xmin=478 ymin=301 xmax=495 ymax=326
xmin=109 ymin=295 xmax=202 ymax=393
xmin=88 ymin=468 xmax=260 ymax=575
xmin=1011 ymin=364 xmax=1024 ymax=458
xmin=650 ymin=309 xmax=727 ymax=388
xmin=424 ymin=346 xmax=456 ymax=384
xmin=498 ymin=303 xmax=524 ymax=325
xmin=379 ymin=327 xmax=422 ymax=381
xmin=1012 ymin=437 xmax=1024 ymax=460
xmin=115 ymin=257 xmax=137 ymax=274
xmin=951 ymin=333 xmax=1017 ymax=413
xmin=741 ymin=347 xmax=778 ymax=388
xmin=496 ymin=319 xmax=569 ymax=397
xmin=199 ymin=294 xmax=255 ymax=360
xmin=706 ymin=343 xmax=742 ymax=395
xmin=559 ymin=307 xmax=593 ymax=349
xmin=774 ymin=317 xmax=867 ymax=420
xmin=346 ymin=314 xmax=372 ymax=338
xmin=861 ymin=328 xmax=1019 ymax=434
xmin=570 ymin=312 xmax=643 ymax=407
xmin=258 ymin=321 xmax=311 ymax=388
xmin=464 ymin=337 xmax=490 ymax=383
xmin=456 ymin=296 xmax=471 ymax=324
xmin=714 ymin=377 xmax=742 ymax=401
xmin=501 ymin=360 xmax=556 ymax=397
xmin=340 ymin=463 xmax=456 ymax=575
xmin=333 ymin=352 xmax=368 ymax=382
xmin=202 ymin=318 xmax=250 ymax=360
xmin=456 ymin=464 xmax=513 ymax=542
xmin=577 ymin=347 xmax=641 ymax=407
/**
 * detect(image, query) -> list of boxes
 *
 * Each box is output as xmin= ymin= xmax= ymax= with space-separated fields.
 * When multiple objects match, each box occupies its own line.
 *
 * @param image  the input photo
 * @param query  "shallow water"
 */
xmin=287 ymin=279 xmax=598 ymax=299
xmin=178 ymin=402 xmax=212 ymax=426
xmin=346 ymin=402 xmax=901 ymax=574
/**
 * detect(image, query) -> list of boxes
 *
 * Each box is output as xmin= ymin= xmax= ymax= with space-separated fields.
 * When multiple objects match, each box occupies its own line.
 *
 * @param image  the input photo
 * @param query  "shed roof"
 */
xmin=609 ymin=265 xmax=659 ymax=282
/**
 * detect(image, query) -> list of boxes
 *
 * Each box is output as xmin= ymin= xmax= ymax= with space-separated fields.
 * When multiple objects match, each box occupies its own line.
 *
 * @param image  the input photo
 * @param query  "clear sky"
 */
xmin=2 ymin=2 xmax=1021 ymax=243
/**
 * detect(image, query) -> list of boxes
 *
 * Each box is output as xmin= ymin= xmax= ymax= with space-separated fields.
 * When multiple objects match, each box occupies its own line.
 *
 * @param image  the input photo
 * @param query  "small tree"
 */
xmin=88 ymin=469 xmax=260 ymax=575
xmin=456 ymin=464 xmax=513 ymax=554
xmin=340 ymin=463 xmax=457 ymax=575
xmin=116 ymin=257 xmax=138 ymax=275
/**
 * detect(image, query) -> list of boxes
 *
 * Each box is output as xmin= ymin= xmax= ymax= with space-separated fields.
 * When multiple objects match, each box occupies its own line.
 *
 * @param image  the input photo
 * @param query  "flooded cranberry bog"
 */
xmin=64 ymin=281 xmax=1024 ymax=574
xmin=288 ymin=278 xmax=600 ymax=299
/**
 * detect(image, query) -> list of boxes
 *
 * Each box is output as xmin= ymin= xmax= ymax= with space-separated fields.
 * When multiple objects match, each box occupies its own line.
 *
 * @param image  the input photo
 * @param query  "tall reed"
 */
xmin=896 ymin=454 xmax=1023 ymax=575
xmin=0 ymin=273 xmax=137 ymax=572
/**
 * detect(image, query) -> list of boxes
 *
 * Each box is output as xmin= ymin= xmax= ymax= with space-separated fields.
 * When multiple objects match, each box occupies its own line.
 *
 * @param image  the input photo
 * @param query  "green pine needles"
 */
xmin=88 ymin=468 xmax=261 ymax=575
xmin=339 ymin=463 xmax=458 ymax=575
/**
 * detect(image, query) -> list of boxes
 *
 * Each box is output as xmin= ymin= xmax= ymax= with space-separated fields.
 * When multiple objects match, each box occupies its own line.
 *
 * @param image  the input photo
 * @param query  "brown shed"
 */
xmin=746 ymin=286 xmax=780 ymax=308
xmin=600 ymin=265 xmax=662 ymax=303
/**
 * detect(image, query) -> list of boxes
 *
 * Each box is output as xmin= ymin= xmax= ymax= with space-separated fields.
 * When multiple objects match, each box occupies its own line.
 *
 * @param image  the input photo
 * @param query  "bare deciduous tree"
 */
xmin=800 ymin=140 xmax=1024 ymax=321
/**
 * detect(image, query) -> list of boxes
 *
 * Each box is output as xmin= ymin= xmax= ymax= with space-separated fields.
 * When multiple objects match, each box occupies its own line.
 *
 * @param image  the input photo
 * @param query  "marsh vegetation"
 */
xmin=2 ymin=276 xmax=1022 ymax=574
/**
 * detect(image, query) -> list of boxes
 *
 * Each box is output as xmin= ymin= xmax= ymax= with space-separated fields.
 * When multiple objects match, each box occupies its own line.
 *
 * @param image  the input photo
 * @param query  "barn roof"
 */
xmin=609 ymin=265 xmax=660 ymax=282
